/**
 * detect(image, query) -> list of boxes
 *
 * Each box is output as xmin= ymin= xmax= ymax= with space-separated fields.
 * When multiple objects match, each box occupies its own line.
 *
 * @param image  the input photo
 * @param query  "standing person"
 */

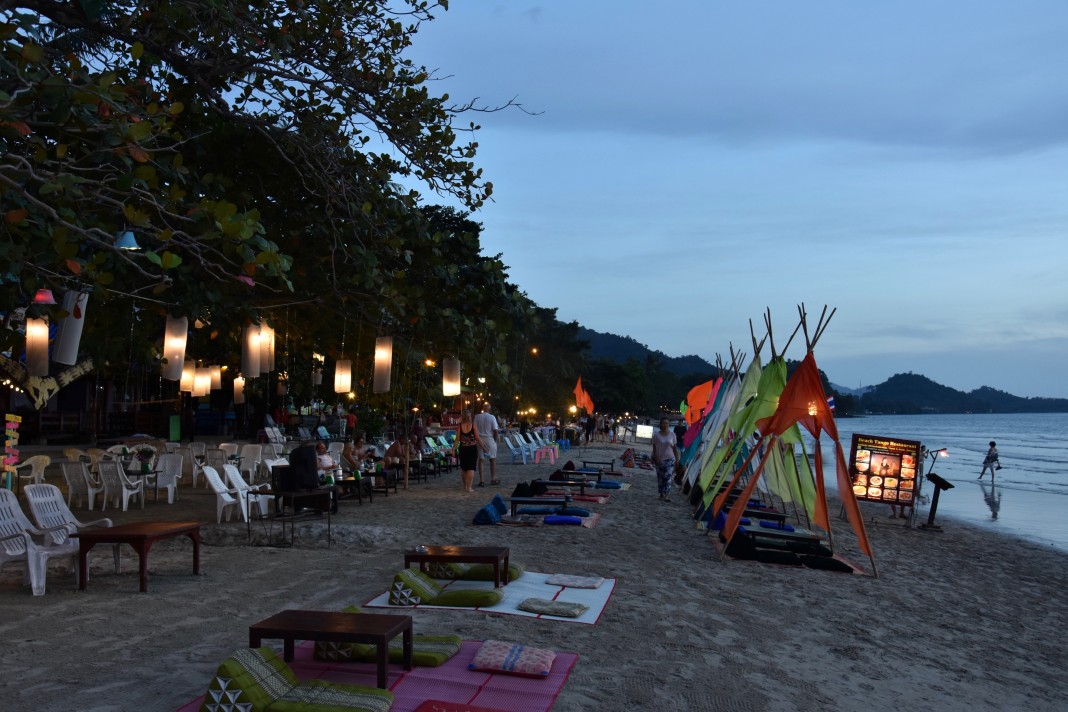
xmin=583 ymin=413 xmax=596 ymax=444
xmin=453 ymin=410 xmax=482 ymax=493
xmin=651 ymin=417 xmax=680 ymax=502
xmin=673 ymin=419 xmax=688 ymax=448
xmin=473 ymin=403 xmax=499 ymax=486
xmin=344 ymin=407 xmax=357 ymax=440
xmin=978 ymin=441 xmax=1000 ymax=480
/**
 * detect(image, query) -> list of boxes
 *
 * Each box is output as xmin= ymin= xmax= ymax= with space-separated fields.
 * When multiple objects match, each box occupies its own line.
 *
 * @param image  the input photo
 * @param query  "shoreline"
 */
xmin=3 ymin=441 xmax=1067 ymax=711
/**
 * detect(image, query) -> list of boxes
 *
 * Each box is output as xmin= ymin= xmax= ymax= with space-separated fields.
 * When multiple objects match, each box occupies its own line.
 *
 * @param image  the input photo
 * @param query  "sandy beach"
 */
xmin=3 ymin=439 xmax=1066 ymax=712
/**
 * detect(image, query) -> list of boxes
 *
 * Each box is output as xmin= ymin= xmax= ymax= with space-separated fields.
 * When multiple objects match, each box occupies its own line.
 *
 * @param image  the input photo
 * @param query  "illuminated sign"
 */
xmin=635 ymin=424 xmax=654 ymax=440
xmin=848 ymin=433 xmax=922 ymax=508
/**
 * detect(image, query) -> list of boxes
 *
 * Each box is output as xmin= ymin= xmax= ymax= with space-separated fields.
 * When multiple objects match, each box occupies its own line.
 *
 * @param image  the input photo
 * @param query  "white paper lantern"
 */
xmin=160 ymin=315 xmax=188 ymax=380
xmin=193 ymin=367 xmax=211 ymax=397
xmin=373 ymin=336 xmax=392 ymax=393
xmin=242 ymin=324 xmax=261 ymax=376
xmin=179 ymin=360 xmax=195 ymax=392
xmin=25 ymin=318 xmax=49 ymax=377
xmin=334 ymin=359 xmax=352 ymax=394
xmin=233 ymin=376 xmax=245 ymax=404
xmin=258 ymin=323 xmax=275 ymax=373
xmin=209 ymin=365 xmax=222 ymax=390
xmin=53 ymin=291 xmax=89 ymax=365
xmin=443 ymin=357 xmax=461 ymax=396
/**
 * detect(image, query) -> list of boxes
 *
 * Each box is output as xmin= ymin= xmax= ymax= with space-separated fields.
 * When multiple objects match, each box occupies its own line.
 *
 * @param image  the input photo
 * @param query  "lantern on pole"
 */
xmin=161 ymin=316 xmax=188 ymax=380
xmin=334 ymin=360 xmax=352 ymax=394
xmin=242 ymin=324 xmax=261 ymax=376
xmin=179 ymin=360 xmax=195 ymax=392
xmin=25 ymin=318 xmax=49 ymax=377
xmin=259 ymin=323 xmax=275 ymax=373
xmin=373 ymin=336 xmax=392 ymax=393
xmin=53 ymin=291 xmax=89 ymax=366
xmin=233 ymin=376 xmax=246 ymax=404
xmin=443 ymin=357 xmax=461 ymax=397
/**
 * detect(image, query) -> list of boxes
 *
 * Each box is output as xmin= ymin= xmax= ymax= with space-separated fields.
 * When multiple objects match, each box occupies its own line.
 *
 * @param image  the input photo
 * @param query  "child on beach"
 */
xmin=978 ymin=441 xmax=999 ymax=479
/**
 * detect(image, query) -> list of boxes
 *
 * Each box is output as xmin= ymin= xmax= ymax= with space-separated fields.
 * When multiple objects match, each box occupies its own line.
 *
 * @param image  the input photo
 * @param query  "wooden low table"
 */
xmin=507 ymin=496 xmax=572 ymax=517
xmin=249 ymin=609 xmax=412 ymax=689
xmin=72 ymin=521 xmax=201 ymax=593
xmin=562 ymin=468 xmax=604 ymax=483
xmin=533 ymin=479 xmax=589 ymax=496
xmin=404 ymin=545 xmax=511 ymax=587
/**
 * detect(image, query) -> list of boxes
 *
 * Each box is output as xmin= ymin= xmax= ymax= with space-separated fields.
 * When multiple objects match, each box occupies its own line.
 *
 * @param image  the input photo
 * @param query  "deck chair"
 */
xmin=59 ymin=461 xmax=104 ymax=510
xmin=223 ymin=464 xmax=273 ymax=520
xmin=504 ymin=434 xmax=528 ymax=465
xmin=238 ymin=443 xmax=262 ymax=483
xmin=154 ymin=453 xmax=182 ymax=504
xmin=218 ymin=443 xmax=239 ymax=459
xmin=0 ymin=488 xmax=80 ymax=595
xmin=202 ymin=466 xmax=241 ymax=523
xmin=14 ymin=455 xmax=50 ymax=494
xmin=204 ymin=447 xmax=228 ymax=474
xmin=23 ymin=484 xmax=116 ymax=564
xmin=97 ymin=461 xmax=144 ymax=511
xmin=297 ymin=426 xmax=312 ymax=440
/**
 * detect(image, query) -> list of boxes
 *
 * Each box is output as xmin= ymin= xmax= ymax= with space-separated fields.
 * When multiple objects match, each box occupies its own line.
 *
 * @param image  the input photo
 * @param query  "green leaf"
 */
xmin=144 ymin=251 xmax=162 ymax=266
xmin=160 ymin=251 xmax=182 ymax=269
xmin=131 ymin=41 xmax=144 ymax=60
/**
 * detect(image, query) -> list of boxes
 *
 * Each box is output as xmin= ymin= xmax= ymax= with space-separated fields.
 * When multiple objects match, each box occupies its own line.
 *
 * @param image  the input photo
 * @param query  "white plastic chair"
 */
xmin=0 ymin=488 xmax=79 ymax=595
xmin=504 ymin=435 xmax=528 ymax=465
xmin=223 ymin=464 xmax=273 ymax=520
xmin=202 ymin=466 xmax=241 ymax=523
xmin=97 ymin=461 xmax=144 ymax=512
xmin=24 ymin=484 xmax=119 ymax=580
xmin=218 ymin=443 xmax=239 ymax=459
xmin=238 ymin=443 xmax=262 ymax=483
xmin=14 ymin=455 xmax=50 ymax=493
xmin=154 ymin=453 xmax=182 ymax=504
xmin=205 ymin=447 xmax=228 ymax=474
xmin=59 ymin=461 xmax=104 ymax=510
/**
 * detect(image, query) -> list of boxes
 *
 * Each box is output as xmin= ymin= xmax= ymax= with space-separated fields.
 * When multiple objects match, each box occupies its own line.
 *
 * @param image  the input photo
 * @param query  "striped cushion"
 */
xmin=468 ymin=640 xmax=557 ymax=678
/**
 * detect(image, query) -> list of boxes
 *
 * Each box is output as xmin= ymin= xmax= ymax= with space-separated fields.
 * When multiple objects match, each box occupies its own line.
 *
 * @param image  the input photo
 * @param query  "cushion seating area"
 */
xmin=312 ymin=606 xmax=462 ymax=667
xmin=389 ymin=568 xmax=504 ymax=607
xmin=428 ymin=561 xmax=526 ymax=583
xmin=199 ymin=646 xmax=393 ymax=712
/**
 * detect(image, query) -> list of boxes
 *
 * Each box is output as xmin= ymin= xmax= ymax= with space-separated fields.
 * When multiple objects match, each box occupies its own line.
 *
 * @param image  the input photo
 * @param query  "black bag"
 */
xmin=512 ymin=482 xmax=533 ymax=498
xmin=530 ymin=480 xmax=549 ymax=495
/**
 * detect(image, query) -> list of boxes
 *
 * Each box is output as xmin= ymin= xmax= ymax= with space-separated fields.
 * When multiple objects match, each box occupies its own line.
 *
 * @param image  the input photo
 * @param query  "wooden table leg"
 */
xmin=188 ymin=529 xmax=201 ymax=575
xmin=283 ymin=638 xmax=294 ymax=662
xmin=376 ymin=636 xmax=388 ymax=688
xmin=402 ymin=624 xmax=413 ymax=672
xmin=78 ymin=541 xmax=93 ymax=590
xmin=133 ymin=539 xmax=151 ymax=593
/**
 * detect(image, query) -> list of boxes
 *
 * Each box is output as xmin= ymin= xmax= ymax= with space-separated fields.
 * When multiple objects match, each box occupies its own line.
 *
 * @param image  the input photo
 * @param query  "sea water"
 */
xmin=805 ymin=413 xmax=1068 ymax=552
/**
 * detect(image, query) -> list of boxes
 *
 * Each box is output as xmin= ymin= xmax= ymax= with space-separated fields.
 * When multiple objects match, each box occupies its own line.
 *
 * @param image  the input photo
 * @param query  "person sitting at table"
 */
xmin=314 ymin=440 xmax=337 ymax=479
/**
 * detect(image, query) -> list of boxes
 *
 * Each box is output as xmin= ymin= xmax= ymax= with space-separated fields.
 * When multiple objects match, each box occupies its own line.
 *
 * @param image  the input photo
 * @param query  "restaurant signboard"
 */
xmin=848 ymin=433 xmax=922 ymax=510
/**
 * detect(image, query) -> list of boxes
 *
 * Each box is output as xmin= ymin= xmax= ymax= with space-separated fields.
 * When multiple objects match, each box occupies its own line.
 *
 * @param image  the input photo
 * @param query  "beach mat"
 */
xmin=363 ymin=572 xmax=615 ymax=624
xmin=176 ymin=640 xmax=578 ymax=712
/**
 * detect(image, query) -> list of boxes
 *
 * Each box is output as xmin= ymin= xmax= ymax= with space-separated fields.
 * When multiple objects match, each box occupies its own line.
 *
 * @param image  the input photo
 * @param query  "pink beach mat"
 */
xmin=177 ymin=640 xmax=578 ymax=712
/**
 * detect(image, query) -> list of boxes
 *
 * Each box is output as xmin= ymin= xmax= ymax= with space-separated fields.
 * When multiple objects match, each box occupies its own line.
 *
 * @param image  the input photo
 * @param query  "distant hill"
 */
xmin=577 ymin=327 xmax=717 ymax=377
xmin=858 ymin=373 xmax=1068 ymax=414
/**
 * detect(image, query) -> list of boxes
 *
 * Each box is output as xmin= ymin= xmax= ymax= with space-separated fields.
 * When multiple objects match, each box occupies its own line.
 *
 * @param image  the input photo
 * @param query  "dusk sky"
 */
xmin=401 ymin=2 xmax=1068 ymax=398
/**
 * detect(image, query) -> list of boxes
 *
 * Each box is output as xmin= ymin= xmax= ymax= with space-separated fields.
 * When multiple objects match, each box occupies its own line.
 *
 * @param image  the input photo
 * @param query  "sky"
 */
xmin=399 ymin=1 xmax=1068 ymax=399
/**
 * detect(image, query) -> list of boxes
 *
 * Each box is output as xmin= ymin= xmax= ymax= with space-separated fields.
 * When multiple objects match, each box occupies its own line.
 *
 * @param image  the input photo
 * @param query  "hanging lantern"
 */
xmin=53 ymin=291 xmax=89 ymax=365
xmin=259 ymin=323 xmax=275 ymax=373
xmin=209 ymin=365 xmax=222 ymax=390
xmin=32 ymin=288 xmax=56 ymax=305
xmin=443 ymin=357 xmax=461 ymax=396
xmin=233 ymin=376 xmax=245 ymax=404
xmin=334 ymin=359 xmax=352 ymax=394
xmin=179 ymin=360 xmax=195 ymax=392
xmin=373 ymin=336 xmax=392 ymax=393
xmin=161 ymin=316 xmax=188 ymax=380
xmin=312 ymin=368 xmax=323 ymax=386
xmin=193 ymin=367 xmax=211 ymax=397
xmin=25 ymin=318 xmax=49 ymax=377
xmin=242 ymin=324 xmax=261 ymax=376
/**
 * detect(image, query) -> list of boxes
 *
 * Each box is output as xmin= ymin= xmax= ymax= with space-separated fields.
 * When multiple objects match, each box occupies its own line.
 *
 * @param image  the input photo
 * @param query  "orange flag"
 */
xmin=583 ymin=388 xmax=595 ymax=414
xmin=573 ymin=377 xmax=586 ymax=412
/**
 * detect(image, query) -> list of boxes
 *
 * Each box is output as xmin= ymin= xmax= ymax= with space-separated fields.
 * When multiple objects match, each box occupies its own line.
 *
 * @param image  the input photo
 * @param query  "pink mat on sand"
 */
xmin=177 ymin=640 xmax=578 ymax=712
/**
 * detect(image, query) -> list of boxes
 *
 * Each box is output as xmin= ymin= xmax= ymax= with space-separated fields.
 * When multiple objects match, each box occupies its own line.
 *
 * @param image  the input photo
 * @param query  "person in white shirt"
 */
xmin=473 ymin=403 xmax=500 ymax=486
xmin=651 ymin=417 xmax=680 ymax=502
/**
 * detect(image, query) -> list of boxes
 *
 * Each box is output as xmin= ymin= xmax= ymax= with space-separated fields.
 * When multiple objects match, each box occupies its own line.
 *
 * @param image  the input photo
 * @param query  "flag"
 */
xmin=574 ymin=377 xmax=595 ymax=413
xmin=827 ymin=396 xmax=836 ymax=412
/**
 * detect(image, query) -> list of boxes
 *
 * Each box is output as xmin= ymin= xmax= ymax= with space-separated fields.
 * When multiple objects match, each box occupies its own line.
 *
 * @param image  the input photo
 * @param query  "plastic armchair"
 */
xmin=176 ymin=446 xmax=201 ymax=488
xmin=63 ymin=448 xmax=90 ymax=465
xmin=204 ymin=447 xmax=228 ymax=474
xmin=14 ymin=455 xmax=50 ymax=494
xmin=238 ymin=444 xmax=262 ymax=483
xmin=504 ymin=435 xmax=528 ymax=465
xmin=223 ymin=464 xmax=274 ymax=520
xmin=154 ymin=453 xmax=182 ymax=504
xmin=202 ymin=466 xmax=241 ymax=523
xmin=218 ymin=443 xmax=239 ymax=459
xmin=59 ymin=461 xmax=104 ymax=510
xmin=97 ymin=461 xmax=144 ymax=512
xmin=24 ymin=484 xmax=119 ymax=579
xmin=0 ymin=488 xmax=80 ymax=595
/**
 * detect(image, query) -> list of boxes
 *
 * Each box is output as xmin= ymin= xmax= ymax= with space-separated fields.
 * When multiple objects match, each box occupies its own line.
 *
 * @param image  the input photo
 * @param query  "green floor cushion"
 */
xmin=200 ymin=647 xmax=393 ymax=712
xmin=389 ymin=568 xmax=443 ymax=605
xmin=276 ymin=679 xmax=393 ymax=711
xmin=459 ymin=561 xmax=525 ymax=582
xmin=201 ymin=647 xmax=298 ymax=712
xmin=516 ymin=597 xmax=589 ymax=618
xmin=314 ymin=634 xmax=462 ymax=667
xmin=432 ymin=587 xmax=504 ymax=607
xmin=468 ymin=640 xmax=557 ymax=678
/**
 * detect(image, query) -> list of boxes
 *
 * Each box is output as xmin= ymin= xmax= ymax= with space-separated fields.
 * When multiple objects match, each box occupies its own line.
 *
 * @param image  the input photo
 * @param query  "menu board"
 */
xmin=848 ymin=433 xmax=922 ymax=508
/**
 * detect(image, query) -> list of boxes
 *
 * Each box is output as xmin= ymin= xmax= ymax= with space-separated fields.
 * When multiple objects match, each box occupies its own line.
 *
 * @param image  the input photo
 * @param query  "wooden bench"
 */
xmin=508 ymin=496 xmax=572 ymax=517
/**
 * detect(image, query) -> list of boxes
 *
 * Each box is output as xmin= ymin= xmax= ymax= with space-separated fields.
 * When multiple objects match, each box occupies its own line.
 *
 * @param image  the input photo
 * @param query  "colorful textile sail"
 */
xmin=684 ymin=380 xmax=715 ymax=425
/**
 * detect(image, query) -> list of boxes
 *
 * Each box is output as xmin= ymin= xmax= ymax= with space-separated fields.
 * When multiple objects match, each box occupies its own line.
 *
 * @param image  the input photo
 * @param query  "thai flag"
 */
xmin=826 ymin=396 xmax=836 ymax=412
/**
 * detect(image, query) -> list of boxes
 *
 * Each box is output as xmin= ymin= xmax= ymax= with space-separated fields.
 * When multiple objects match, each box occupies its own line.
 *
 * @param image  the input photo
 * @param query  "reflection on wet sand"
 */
xmin=980 ymin=482 xmax=1002 ymax=520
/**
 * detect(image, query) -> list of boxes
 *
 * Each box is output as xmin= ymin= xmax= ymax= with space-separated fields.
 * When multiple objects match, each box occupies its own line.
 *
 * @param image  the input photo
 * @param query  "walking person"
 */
xmin=651 ymin=417 xmax=680 ymax=502
xmin=978 ymin=441 xmax=1000 ymax=480
xmin=473 ymin=403 xmax=499 ymax=486
xmin=453 ymin=410 xmax=482 ymax=492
